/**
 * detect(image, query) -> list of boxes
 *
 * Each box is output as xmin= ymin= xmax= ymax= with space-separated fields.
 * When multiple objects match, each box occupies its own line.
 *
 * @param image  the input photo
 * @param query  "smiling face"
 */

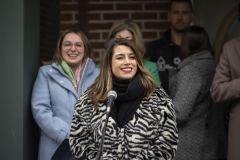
xmin=111 ymin=45 xmax=137 ymax=81
xmin=168 ymin=2 xmax=193 ymax=33
xmin=61 ymin=32 xmax=85 ymax=72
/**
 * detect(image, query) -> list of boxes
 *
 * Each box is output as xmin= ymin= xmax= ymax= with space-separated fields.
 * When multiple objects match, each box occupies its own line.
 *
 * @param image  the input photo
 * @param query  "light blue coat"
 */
xmin=31 ymin=58 xmax=99 ymax=160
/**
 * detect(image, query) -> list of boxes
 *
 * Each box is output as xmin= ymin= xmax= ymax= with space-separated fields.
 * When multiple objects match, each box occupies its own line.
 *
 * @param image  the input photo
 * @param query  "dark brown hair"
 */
xmin=180 ymin=25 xmax=213 ymax=57
xmin=52 ymin=28 xmax=94 ymax=64
xmin=87 ymin=38 xmax=157 ymax=109
xmin=169 ymin=0 xmax=193 ymax=12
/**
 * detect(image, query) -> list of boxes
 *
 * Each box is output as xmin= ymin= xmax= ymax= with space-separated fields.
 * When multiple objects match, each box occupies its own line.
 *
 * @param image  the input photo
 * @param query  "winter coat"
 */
xmin=210 ymin=37 xmax=240 ymax=160
xmin=31 ymin=58 xmax=99 ymax=160
xmin=169 ymin=50 xmax=227 ymax=160
xmin=70 ymin=87 xmax=178 ymax=160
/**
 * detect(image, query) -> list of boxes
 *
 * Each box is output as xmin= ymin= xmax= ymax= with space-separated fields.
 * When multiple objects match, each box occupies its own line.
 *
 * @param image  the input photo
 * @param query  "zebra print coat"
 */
xmin=69 ymin=87 xmax=178 ymax=160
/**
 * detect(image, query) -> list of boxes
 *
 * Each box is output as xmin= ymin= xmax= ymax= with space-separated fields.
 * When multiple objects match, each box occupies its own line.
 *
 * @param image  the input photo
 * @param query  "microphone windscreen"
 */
xmin=108 ymin=90 xmax=117 ymax=99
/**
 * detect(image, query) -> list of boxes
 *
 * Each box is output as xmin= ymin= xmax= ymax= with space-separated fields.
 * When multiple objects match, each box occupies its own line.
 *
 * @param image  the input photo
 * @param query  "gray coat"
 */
xmin=31 ymin=58 xmax=99 ymax=160
xmin=169 ymin=50 xmax=227 ymax=160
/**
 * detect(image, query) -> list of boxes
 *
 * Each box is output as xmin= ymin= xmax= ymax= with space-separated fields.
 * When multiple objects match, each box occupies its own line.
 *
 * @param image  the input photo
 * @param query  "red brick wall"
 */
xmin=60 ymin=0 xmax=171 ymax=63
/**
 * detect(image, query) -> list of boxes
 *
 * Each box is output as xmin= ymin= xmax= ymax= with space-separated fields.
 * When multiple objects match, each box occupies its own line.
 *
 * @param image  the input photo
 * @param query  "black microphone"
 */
xmin=96 ymin=90 xmax=117 ymax=160
xmin=106 ymin=90 xmax=117 ymax=113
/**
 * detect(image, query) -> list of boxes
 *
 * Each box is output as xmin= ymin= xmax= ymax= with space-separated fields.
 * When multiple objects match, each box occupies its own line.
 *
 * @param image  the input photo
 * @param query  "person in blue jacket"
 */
xmin=31 ymin=28 xmax=100 ymax=160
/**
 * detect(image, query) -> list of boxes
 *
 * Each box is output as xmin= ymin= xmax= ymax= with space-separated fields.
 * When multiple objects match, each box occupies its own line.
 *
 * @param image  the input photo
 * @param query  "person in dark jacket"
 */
xmin=145 ymin=0 xmax=194 ymax=94
xmin=169 ymin=26 xmax=227 ymax=160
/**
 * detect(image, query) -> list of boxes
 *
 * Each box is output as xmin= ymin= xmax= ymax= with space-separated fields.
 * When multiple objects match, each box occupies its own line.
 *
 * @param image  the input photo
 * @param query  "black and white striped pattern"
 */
xmin=70 ymin=87 xmax=178 ymax=160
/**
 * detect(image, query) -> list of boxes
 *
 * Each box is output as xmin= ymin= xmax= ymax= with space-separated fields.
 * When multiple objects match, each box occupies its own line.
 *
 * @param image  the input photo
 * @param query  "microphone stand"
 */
xmin=96 ymin=104 xmax=112 ymax=160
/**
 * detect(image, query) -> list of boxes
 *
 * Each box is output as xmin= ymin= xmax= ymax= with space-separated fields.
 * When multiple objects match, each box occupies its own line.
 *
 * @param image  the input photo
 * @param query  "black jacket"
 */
xmin=145 ymin=30 xmax=183 ymax=94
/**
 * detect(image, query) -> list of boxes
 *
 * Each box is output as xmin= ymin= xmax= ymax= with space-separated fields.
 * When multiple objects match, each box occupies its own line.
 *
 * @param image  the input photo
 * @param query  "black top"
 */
xmin=145 ymin=30 xmax=183 ymax=94
xmin=110 ymin=76 xmax=145 ymax=128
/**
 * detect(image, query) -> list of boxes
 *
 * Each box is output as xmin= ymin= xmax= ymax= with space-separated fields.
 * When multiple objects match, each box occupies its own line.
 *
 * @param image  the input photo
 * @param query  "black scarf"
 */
xmin=110 ymin=76 xmax=145 ymax=128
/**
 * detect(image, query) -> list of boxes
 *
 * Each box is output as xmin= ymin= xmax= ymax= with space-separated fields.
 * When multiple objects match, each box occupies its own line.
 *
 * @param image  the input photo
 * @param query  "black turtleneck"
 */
xmin=110 ymin=76 xmax=145 ymax=128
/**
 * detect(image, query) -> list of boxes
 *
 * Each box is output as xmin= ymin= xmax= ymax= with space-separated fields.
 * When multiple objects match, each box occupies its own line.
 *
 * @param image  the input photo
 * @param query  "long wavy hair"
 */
xmin=87 ymin=38 xmax=158 ymax=109
xmin=106 ymin=19 xmax=146 ymax=58
xmin=52 ymin=28 xmax=94 ymax=64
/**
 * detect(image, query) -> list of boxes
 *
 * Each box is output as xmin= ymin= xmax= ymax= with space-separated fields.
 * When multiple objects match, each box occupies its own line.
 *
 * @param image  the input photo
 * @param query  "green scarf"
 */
xmin=61 ymin=61 xmax=78 ymax=90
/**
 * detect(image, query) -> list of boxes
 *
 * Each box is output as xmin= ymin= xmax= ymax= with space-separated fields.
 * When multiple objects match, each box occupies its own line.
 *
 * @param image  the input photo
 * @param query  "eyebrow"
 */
xmin=62 ymin=41 xmax=83 ymax=44
xmin=116 ymin=35 xmax=132 ymax=39
xmin=115 ymin=52 xmax=135 ymax=56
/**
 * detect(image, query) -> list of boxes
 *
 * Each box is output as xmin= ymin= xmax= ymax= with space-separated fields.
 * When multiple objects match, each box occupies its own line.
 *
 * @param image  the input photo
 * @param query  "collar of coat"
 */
xmin=52 ymin=58 xmax=96 ymax=77
xmin=178 ymin=50 xmax=215 ymax=69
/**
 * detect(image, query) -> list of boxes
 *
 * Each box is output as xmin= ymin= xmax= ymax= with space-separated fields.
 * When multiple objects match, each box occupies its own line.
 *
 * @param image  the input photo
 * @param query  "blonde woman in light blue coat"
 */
xmin=31 ymin=29 xmax=99 ymax=160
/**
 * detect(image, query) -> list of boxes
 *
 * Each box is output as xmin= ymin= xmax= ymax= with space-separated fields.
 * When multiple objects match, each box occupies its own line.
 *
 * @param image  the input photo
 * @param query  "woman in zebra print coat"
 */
xmin=69 ymin=38 xmax=178 ymax=160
